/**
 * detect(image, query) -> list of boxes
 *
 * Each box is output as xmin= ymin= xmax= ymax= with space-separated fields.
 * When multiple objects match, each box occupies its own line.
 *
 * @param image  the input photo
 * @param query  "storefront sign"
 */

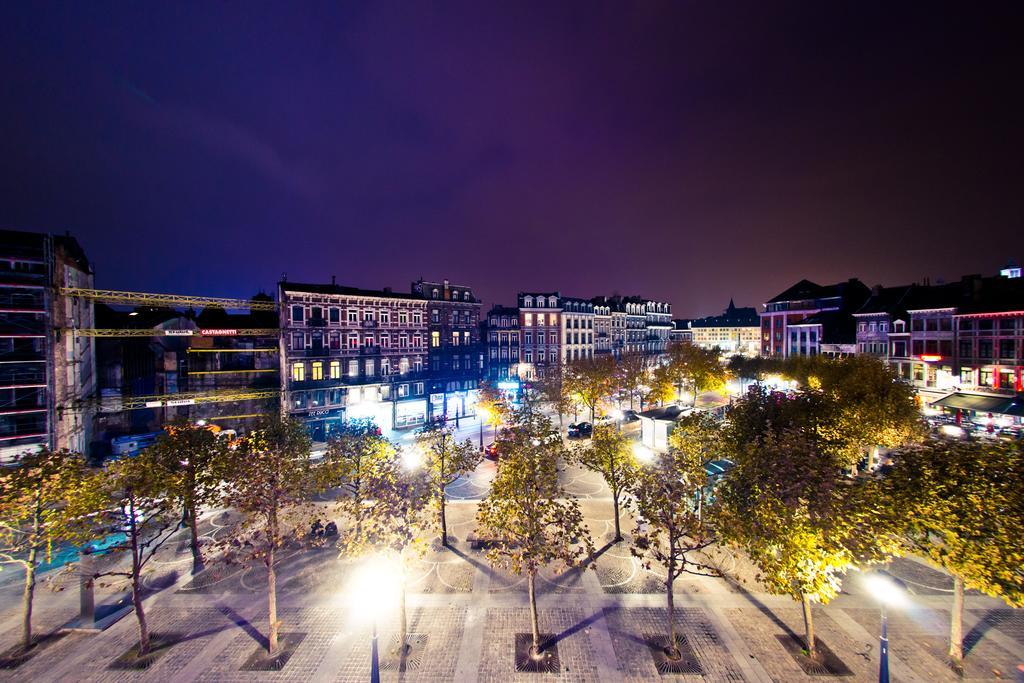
xmin=166 ymin=399 xmax=196 ymax=407
xmin=164 ymin=330 xmax=194 ymax=336
xmin=201 ymin=328 xmax=238 ymax=336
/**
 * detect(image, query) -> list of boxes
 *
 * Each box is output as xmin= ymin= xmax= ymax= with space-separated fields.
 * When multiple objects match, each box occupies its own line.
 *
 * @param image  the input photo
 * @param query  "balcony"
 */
xmin=360 ymin=320 xmax=378 ymax=329
xmin=360 ymin=345 xmax=382 ymax=355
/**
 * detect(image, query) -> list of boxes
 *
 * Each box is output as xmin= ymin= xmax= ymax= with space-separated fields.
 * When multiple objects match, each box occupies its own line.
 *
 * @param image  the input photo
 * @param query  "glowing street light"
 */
xmin=348 ymin=556 xmax=401 ymax=683
xmin=632 ymin=443 xmax=655 ymax=464
xmin=863 ymin=571 xmax=908 ymax=683
xmin=400 ymin=447 xmax=422 ymax=471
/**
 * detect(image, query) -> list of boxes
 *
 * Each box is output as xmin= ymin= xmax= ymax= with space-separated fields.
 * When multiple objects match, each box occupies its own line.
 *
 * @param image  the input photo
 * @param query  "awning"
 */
xmin=931 ymin=392 xmax=1014 ymax=414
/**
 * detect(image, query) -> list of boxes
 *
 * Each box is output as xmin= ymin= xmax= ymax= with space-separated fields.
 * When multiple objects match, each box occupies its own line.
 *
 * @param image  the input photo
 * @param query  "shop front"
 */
xmin=394 ymin=399 xmax=428 ymax=430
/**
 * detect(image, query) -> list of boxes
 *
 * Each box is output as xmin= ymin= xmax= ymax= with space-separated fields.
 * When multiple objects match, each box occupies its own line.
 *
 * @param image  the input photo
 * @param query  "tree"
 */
xmin=475 ymin=411 xmax=593 ymax=657
xmin=884 ymin=439 xmax=1024 ymax=670
xmin=144 ymin=419 xmax=229 ymax=574
xmin=0 ymin=449 xmax=107 ymax=653
xmin=663 ymin=342 xmax=727 ymax=406
xmin=645 ymin=366 xmax=676 ymax=407
xmin=416 ymin=422 xmax=482 ymax=547
xmin=318 ymin=429 xmax=394 ymax=511
xmin=477 ymin=380 xmax=512 ymax=427
xmin=718 ymin=427 xmax=894 ymax=661
xmin=615 ymin=352 xmax=652 ymax=410
xmin=534 ymin=364 xmax=572 ymax=431
xmin=340 ymin=446 xmax=435 ymax=658
xmin=100 ymin=450 xmax=182 ymax=656
xmin=219 ymin=418 xmax=318 ymax=656
xmin=631 ymin=443 xmax=718 ymax=660
xmin=570 ymin=425 xmax=637 ymax=542
xmin=666 ymin=412 xmax=727 ymax=522
xmin=566 ymin=355 xmax=616 ymax=423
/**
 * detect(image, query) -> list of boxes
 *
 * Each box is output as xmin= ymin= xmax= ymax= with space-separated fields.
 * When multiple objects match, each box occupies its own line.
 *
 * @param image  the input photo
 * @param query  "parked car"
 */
xmin=620 ymin=410 xmax=640 ymax=423
xmin=567 ymin=422 xmax=593 ymax=438
xmin=484 ymin=441 xmax=500 ymax=460
xmin=594 ymin=414 xmax=615 ymax=426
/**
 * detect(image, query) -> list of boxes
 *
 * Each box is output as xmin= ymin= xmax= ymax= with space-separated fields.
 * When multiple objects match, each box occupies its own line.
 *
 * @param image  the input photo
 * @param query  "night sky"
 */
xmin=2 ymin=2 xmax=1022 ymax=317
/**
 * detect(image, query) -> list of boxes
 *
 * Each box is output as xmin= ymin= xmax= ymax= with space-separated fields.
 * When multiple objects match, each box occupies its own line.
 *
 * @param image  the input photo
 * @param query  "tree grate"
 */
xmin=645 ymin=633 xmax=704 ymax=675
xmin=775 ymin=634 xmax=853 ymax=676
xmin=379 ymin=633 xmax=428 ymax=672
xmin=108 ymin=632 xmax=184 ymax=670
xmin=239 ymin=632 xmax=306 ymax=671
xmin=514 ymin=633 xmax=561 ymax=673
xmin=0 ymin=632 xmax=69 ymax=669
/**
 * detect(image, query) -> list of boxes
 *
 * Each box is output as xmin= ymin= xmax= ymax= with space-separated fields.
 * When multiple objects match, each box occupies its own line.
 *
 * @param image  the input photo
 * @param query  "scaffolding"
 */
xmin=68 ymin=328 xmax=280 ymax=338
xmin=101 ymin=388 xmax=281 ymax=412
xmin=61 ymin=287 xmax=278 ymax=310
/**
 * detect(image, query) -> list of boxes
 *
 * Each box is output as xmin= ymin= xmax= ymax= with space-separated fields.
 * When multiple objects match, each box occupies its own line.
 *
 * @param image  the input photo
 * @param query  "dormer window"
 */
xmin=548 ymin=296 xmax=557 ymax=307
xmin=524 ymin=296 xmax=534 ymax=307
xmin=432 ymin=289 xmax=439 ymax=299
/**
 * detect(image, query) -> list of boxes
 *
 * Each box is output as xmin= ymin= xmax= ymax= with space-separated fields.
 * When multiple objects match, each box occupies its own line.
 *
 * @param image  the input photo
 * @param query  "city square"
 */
xmin=1 ymin=3 xmax=1023 ymax=682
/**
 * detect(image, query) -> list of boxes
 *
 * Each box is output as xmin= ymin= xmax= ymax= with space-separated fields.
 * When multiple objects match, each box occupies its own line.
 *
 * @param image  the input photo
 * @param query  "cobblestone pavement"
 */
xmin=1 ymin=494 xmax=1021 ymax=682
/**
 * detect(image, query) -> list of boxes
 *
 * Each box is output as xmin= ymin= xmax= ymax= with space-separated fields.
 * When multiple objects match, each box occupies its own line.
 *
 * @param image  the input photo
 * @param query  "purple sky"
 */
xmin=2 ymin=2 xmax=1022 ymax=317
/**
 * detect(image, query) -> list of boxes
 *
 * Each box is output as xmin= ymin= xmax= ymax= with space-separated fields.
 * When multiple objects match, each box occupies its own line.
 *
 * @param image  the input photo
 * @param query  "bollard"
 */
xmin=78 ymin=548 xmax=95 ymax=625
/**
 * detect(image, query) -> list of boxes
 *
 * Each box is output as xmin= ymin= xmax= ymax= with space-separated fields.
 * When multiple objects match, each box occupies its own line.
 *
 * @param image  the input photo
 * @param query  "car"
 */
xmin=567 ymin=422 xmax=593 ymax=438
xmin=594 ymin=414 xmax=615 ymax=426
xmin=620 ymin=410 xmax=640 ymax=423
xmin=484 ymin=441 xmax=500 ymax=460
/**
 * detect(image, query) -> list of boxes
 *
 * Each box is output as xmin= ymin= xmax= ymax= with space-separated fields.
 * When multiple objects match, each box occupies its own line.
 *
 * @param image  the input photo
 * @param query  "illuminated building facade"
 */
xmin=688 ymin=300 xmax=759 ymax=355
xmin=760 ymin=278 xmax=870 ymax=357
xmin=560 ymin=297 xmax=595 ymax=362
xmin=517 ymin=292 xmax=561 ymax=379
xmin=485 ymin=305 xmax=520 ymax=382
xmin=411 ymin=278 xmax=483 ymax=423
xmin=279 ymin=280 xmax=429 ymax=441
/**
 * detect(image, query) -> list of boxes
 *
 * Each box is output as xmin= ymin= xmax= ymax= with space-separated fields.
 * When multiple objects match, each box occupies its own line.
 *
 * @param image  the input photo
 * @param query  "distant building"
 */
xmin=485 ymin=305 xmax=520 ymax=383
xmin=688 ymin=300 xmax=759 ymax=355
xmin=279 ymin=280 xmax=429 ymax=440
xmin=0 ymin=229 xmax=95 ymax=463
xmin=411 ymin=278 xmax=483 ymax=423
xmin=670 ymin=319 xmax=693 ymax=344
xmin=643 ymin=299 xmax=673 ymax=354
xmin=561 ymin=297 xmax=595 ymax=362
xmin=760 ymin=278 xmax=871 ymax=357
xmin=592 ymin=300 xmax=612 ymax=355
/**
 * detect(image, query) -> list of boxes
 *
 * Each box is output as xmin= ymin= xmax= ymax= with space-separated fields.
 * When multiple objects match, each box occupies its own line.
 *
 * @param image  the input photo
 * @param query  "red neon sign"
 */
xmin=201 ymin=329 xmax=238 ymax=336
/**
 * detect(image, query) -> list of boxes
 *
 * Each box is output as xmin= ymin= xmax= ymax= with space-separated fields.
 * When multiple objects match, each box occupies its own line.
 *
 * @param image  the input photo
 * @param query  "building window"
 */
xmin=365 ymin=359 xmax=374 ymax=375
xmin=348 ymin=333 xmax=359 ymax=349
xmin=330 ymin=360 xmax=341 ymax=379
xmin=432 ymin=289 xmax=439 ymax=299
xmin=363 ymin=335 xmax=375 ymax=347
xmin=524 ymin=313 xmax=533 ymax=326
xmin=329 ymin=332 xmax=340 ymax=349
xmin=292 ymin=362 xmax=305 ymax=381
xmin=381 ymin=358 xmax=390 ymax=375
xmin=329 ymin=307 xmax=340 ymax=323
xmin=462 ymin=331 xmax=470 ymax=345
xmin=292 ymin=332 xmax=304 ymax=350
xmin=380 ymin=310 xmax=390 ymax=324
xmin=399 ymin=358 xmax=409 ymax=375
xmin=398 ymin=384 xmax=410 ymax=397
xmin=432 ymin=309 xmax=440 ymax=323
xmin=415 ymin=382 xmax=424 ymax=394
xmin=399 ymin=333 xmax=408 ymax=348
xmin=452 ymin=331 xmax=460 ymax=346
xmin=291 ymin=305 xmax=304 ymax=322
xmin=348 ymin=309 xmax=358 ymax=322
xmin=363 ymin=310 xmax=374 ymax=322
xmin=311 ymin=361 xmax=323 ymax=381
xmin=348 ymin=360 xmax=359 ymax=377
xmin=413 ymin=311 xmax=422 ymax=325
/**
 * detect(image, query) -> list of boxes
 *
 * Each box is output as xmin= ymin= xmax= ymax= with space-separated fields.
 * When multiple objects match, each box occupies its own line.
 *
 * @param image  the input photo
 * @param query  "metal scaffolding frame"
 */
xmin=67 ymin=328 xmax=280 ymax=338
xmin=100 ymin=388 xmax=281 ymax=412
xmin=61 ymin=287 xmax=278 ymax=310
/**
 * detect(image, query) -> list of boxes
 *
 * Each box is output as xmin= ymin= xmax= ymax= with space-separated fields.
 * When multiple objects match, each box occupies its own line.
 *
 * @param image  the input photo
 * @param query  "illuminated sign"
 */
xmin=164 ymin=330 xmax=194 ymax=336
xmin=920 ymin=354 xmax=942 ymax=362
xmin=201 ymin=329 xmax=238 ymax=336
xmin=497 ymin=381 xmax=520 ymax=390
xmin=166 ymin=399 xmax=197 ymax=407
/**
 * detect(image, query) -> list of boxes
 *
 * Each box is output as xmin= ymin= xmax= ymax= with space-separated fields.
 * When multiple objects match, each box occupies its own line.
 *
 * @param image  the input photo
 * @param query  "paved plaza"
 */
xmin=0 ymin=460 xmax=1021 ymax=682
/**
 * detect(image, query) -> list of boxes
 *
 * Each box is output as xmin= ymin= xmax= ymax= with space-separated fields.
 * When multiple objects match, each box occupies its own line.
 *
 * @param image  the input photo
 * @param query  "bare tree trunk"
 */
xmin=612 ymin=491 xmax=622 ymax=542
xmin=528 ymin=571 xmax=541 ymax=656
xmin=949 ymin=575 xmax=964 ymax=666
xmin=267 ymin=500 xmax=279 ymax=656
xmin=801 ymin=593 xmax=816 ymax=660
xmin=267 ymin=546 xmax=278 ymax=655
xmin=667 ymin=575 xmax=680 ymax=659
xmin=129 ymin=497 xmax=150 ymax=656
xmin=22 ymin=548 xmax=37 ymax=651
xmin=439 ymin=488 xmax=448 ymax=547
xmin=187 ymin=498 xmax=203 ymax=575
xmin=399 ymin=569 xmax=408 ymax=655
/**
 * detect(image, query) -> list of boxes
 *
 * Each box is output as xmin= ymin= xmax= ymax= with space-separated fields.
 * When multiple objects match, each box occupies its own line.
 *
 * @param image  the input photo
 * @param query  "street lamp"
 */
xmin=349 ymin=556 xmax=401 ymax=683
xmin=477 ymin=406 xmax=491 ymax=451
xmin=632 ymin=443 xmax=654 ymax=464
xmin=401 ymin=446 xmax=422 ymax=471
xmin=863 ymin=571 xmax=908 ymax=683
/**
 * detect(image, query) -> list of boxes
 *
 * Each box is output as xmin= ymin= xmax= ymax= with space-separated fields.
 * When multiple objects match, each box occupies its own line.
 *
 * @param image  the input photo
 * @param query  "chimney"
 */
xmin=383 ymin=286 xmax=392 ymax=294
xmin=331 ymin=275 xmax=336 ymax=286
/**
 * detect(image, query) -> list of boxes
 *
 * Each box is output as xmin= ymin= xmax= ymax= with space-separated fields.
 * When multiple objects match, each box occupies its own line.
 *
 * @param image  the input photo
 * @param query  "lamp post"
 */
xmin=863 ymin=571 xmax=907 ymax=683
xmin=349 ymin=557 xmax=401 ymax=683
xmin=477 ymin=406 xmax=491 ymax=451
